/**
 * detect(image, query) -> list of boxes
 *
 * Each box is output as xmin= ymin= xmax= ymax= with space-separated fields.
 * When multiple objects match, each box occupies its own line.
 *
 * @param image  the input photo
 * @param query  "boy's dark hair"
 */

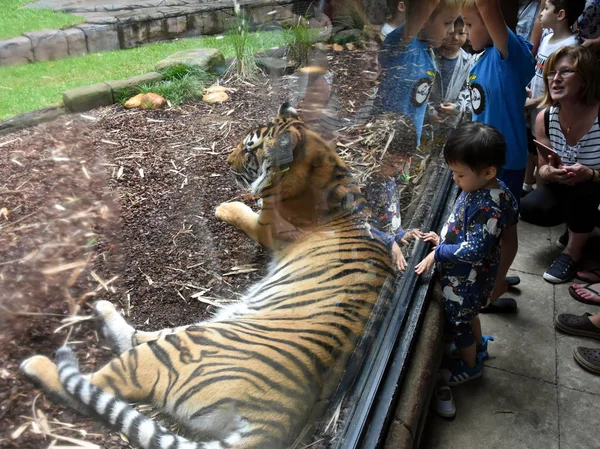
xmin=548 ymin=0 xmax=586 ymax=26
xmin=454 ymin=15 xmax=464 ymax=28
xmin=443 ymin=122 xmax=506 ymax=171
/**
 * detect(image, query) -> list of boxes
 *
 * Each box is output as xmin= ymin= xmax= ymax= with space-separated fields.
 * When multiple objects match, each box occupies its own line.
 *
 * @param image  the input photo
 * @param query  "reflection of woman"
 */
xmin=520 ymin=46 xmax=600 ymax=284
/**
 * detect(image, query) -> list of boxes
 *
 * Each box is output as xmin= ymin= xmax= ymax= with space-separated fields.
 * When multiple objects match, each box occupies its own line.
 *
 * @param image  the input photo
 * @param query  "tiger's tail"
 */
xmin=55 ymin=346 xmax=205 ymax=449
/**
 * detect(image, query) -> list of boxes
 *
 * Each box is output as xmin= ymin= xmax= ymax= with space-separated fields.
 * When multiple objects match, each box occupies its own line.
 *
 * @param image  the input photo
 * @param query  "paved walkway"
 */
xmin=421 ymin=221 xmax=600 ymax=449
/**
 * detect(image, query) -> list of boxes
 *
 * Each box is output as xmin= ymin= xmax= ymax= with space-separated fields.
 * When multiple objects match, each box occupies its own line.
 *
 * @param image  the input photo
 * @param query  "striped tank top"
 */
xmin=548 ymin=105 xmax=600 ymax=169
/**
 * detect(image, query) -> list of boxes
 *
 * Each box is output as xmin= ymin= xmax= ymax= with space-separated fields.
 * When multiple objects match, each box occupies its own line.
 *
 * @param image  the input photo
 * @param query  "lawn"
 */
xmin=1 ymin=0 xmax=85 ymax=40
xmin=0 ymin=31 xmax=289 ymax=121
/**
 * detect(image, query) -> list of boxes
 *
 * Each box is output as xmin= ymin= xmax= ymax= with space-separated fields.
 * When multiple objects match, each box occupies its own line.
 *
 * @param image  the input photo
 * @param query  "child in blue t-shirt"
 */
xmin=376 ymin=0 xmax=463 ymax=147
xmin=415 ymin=122 xmax=518 ymax=385
xmin=461 ymin=0 xmax=535 ymax=313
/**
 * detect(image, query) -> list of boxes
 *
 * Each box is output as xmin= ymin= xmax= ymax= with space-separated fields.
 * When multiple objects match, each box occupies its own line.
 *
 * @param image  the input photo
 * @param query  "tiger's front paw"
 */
xmin=20 ymin=355 xmax=62 ymax=391
xmin=93 ymin=300 xmax=134 ymax=354
xmin=215 ymin=201 xmax=253 ymax=225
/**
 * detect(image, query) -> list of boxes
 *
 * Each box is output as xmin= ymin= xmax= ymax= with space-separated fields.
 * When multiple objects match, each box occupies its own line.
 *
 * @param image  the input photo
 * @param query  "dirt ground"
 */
xmin=0 ymin=48 xmax=408 ymax=448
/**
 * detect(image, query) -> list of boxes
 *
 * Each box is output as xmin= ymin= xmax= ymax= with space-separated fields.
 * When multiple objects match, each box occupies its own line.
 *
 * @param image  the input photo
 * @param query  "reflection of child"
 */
xmin=415 ymin=123 xmax=518 ymax=385
xmin=376 ymin=0 xmax=462 ymax=147
xmin=381 ymin=0 xmax=407 ymax=38
xmin=429 ymin=16 xmax=474 ymax=132
xmin=365 ymin=113 xmax=421 ymax=270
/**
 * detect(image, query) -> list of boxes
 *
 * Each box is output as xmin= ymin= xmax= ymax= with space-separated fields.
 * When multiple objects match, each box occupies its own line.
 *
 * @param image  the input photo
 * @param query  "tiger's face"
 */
xmin=227 ymin=103 xmax=301 ymax=193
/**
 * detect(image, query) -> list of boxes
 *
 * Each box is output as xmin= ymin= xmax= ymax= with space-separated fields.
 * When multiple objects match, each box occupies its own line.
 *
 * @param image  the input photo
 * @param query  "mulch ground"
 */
xmin=0 ymin=47 xmax=408 ymax=449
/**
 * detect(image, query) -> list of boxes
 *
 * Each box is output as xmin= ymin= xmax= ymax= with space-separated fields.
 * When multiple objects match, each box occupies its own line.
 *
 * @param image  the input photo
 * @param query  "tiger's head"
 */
xmin=227 ymin=102 xmax=303 ymax=196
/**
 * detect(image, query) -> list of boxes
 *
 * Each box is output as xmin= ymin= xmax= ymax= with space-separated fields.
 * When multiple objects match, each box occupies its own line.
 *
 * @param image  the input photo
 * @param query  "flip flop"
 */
xmin=505 ymin=276 xmax=520 ymax=287
xmin=480 ymin=297 xmax=518 ymax=314
xmin=568 ymin=283 xmax=600 ymax=306
xmin=575 ymin=268 xmax=600 ymax=283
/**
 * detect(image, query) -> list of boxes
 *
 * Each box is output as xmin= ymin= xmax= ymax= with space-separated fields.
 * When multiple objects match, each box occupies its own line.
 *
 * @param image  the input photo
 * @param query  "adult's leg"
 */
xmin=561 ymin=182 xmax=600 ymax=262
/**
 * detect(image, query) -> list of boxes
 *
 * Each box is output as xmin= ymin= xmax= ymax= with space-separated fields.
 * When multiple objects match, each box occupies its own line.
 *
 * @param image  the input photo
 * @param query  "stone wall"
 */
xmin=0 ymin=0 xmax=296 ymax=67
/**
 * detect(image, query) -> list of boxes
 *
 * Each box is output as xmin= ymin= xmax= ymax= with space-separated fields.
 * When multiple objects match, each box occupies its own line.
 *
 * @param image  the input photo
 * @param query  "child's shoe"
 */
xmin=441 ymin=357 xmax=483 ymax=386
xmin=433 ymin=385 xmax=456 ymax=418
xmin=445 ymin=335 xmax=495 ymax=360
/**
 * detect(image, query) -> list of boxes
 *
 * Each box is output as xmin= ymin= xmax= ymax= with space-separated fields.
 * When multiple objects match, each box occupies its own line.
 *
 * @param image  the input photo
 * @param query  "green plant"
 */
xmin=225 ymin=1 xmax=260 ymax=80
xmin=286 ymin=18 xmax=313 ymax=68
xmin=334 ymin=33 xmax=360 ymax=46
xmin=332 ymin=0 xmax=368 ymax=31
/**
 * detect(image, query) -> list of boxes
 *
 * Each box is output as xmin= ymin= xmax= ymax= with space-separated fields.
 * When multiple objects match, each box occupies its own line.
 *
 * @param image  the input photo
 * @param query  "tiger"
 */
xmin=20 ymin=103 xmax=395 ymax=449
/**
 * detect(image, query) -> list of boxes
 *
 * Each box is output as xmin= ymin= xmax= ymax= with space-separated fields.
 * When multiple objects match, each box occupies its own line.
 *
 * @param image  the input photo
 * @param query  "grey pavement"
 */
xmin=420 ymin=220 xmax=600 ymax=449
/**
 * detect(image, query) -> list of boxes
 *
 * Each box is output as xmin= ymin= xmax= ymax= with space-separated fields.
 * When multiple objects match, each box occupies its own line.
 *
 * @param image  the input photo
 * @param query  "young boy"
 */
xmin=381 ymin=0 xmax=407 ymax=38
xmin=522 ymin=0 xmax=585 ymax=194
xmin=376 ymin=0 xmax=463 ymax=147
xmin=415 ymin=122 xmax=518 ymax=384
xmin=461 ymin=0 xmax=535 ymax=312
xmin=429 ymin=16 xmax=474 ymax=133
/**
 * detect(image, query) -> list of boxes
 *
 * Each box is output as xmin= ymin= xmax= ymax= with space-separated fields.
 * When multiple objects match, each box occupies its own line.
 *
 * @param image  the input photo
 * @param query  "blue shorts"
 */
xmin=498 ymin=168 xmax=525 ymax=220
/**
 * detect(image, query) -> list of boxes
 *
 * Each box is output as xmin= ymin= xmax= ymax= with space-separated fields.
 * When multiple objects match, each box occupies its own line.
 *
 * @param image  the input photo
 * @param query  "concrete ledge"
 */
xmin=384 ymin=286 xmax=445 ymax=449
xmin=105 ymin=72 xmax=164 ymax=102
xmin=0 ymin=106 xmax=67 ymax=137
xmin=63 ymin=83 xmax=113 ymax=113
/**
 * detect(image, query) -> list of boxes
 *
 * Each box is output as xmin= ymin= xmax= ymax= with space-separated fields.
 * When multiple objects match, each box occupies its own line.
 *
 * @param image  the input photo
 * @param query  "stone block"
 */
xmin=77 ymin=24 xmax=119 ymax=53
xmin=255 ymin=57 xmax=295 ymax=76
xmin=23 ymin=30 xmax=68 ymax=62
xmin=148 ymin=19 xmax=166 ymax=42
xmin=64 ymin=28 xmax=87 ymax=56
xmin=0 ymin=36 xmax=34 ymax=67
xmin=119 ymin=22 xmax=149 ymax=49
xmin=201 ymin=10 xmax=225 ymax=35
xmin=105 ymin=72 xmax=164 ymax=102
xmin=155 ymin=48 xmax=225 ymax=75
xmin=63 ymin=83 xmax=113 ymax=113
xmin=165 ymin=16 xmax=188 ymax=36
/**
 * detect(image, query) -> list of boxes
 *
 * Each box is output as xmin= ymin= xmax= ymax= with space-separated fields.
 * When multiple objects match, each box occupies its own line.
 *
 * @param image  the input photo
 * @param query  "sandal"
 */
xmin=480 ymin=297 xmax=517 ymax=314
xmin=575 ymin=268 xmax=600 ymax=283
xmin=568 ymin=283 xmax=600 ymax=306
xmin=555 ymin=312 xmax=600 ymax=340
xmin=505 ymin=276 xmax=520 ymax=287
xmin=573 ymin=347 xmax=600 ymax=375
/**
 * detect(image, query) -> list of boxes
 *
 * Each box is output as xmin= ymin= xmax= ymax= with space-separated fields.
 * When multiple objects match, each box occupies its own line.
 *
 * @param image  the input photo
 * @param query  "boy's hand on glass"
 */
xmin=439 ymin=103 xmax=455 ymax=115
xmin=400 ymin=228 xmax=422 ymax=245
xmin=421 ymin=231 xmax=440 ymax=246
xmin=392 ymin=241 xmax=407 ymax=271
xmin=415 ymin=250 xmax=435 ymax=275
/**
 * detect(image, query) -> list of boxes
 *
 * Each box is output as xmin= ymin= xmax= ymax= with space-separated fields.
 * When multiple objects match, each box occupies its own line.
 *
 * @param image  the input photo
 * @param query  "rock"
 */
xmin=63 ymin=83 xmax=113 ymax=113
xmin=204 ymin=84 xmax=232 ymax=94
xmin=23 ymin=30 xmax=68 ymax=62
xmin=202 ymin=91 xmax=229 ymax=104
xmin=120 ymin=22 xmax=150 ymax=49
xmin=165 ymin=16 xmax=188 ymax=36
xmin=124 ymin=93 xmax=146 ymax=109
xmin=314 ymin=42 xmax=329 ymax=51
xmin=346 ymin=43 xmax=356 ymax=50
xmin=148 ymin=19 xmax=166 ymax=42
xmin=332 ymin=43 xmax=344 ymax=52
xmin=255 ymin=57 xmax=295 ymax=76
xmin=0 ymin=37 xmax=34 ymax=67
xmin=64 ymin=28 xmax=87 ymax=56
xmin=105 ymin=72 xmax=164 ymax=102
xmin=155 ymin=48 xmax=225 ymax=75
xmin=76 ymin=24 xmax=119 ymax=53
xmin=0 ymin=106 xmax=67 ymax=137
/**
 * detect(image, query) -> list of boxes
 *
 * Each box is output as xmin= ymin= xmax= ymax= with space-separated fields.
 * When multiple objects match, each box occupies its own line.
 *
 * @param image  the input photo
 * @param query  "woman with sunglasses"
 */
xmin=520 ymin=45 xmax=600 ymax=283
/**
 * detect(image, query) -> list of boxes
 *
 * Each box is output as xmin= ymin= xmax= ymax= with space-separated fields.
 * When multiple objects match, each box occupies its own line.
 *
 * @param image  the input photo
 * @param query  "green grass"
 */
xmin=0 ymin=31 xmax=288 ymax=121
xmin=2 ymin=0 xmax=86 ymax=40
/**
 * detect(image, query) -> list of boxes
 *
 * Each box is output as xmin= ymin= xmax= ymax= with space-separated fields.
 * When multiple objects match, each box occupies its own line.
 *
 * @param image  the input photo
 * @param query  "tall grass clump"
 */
xmin=117 ymin=64 xmax=214 ymax=106
xmin=332 ymin=0 xmax=368 ymax=31
xmin=225 ymin=0 xmax=260 ymax=80
xmin=286 ymin=18 xmax=313 ymax=68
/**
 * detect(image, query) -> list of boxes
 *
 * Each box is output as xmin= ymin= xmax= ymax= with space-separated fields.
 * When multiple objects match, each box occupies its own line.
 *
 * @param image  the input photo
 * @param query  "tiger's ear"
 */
xmin=278 ymin=102 xmax=299 ymax=120
xmin=266 ymin=129 xmax=298 ymax=168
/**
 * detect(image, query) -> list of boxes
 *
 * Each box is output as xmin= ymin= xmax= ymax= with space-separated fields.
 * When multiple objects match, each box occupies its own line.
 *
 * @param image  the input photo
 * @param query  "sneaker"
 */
xmin=543 ymin=253 xmax=577 ymax=283
xmin=441 ymin=358 xmax=483 ymax=386
xmin=433 ymin=385 xmax=456 ymax=418
xmin=556 ymin=229 xmax=568 ymax=250
xmin=445 ymin=335 xmax=495 ymax=360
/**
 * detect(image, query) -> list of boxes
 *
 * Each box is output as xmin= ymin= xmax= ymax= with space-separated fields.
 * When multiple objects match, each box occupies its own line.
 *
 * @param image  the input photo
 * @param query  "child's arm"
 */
xmin=434 ymin=206 xmax=503 ymax=263
xmin=475 ymin=0 xmax=509 ymax=59
xmin=403 ymin=0 xmax=441 ymax=43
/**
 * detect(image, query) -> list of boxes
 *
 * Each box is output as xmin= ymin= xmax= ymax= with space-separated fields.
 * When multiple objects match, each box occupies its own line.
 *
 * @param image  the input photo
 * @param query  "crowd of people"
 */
xmin=369 ymin=0 xmax=600 ymax=417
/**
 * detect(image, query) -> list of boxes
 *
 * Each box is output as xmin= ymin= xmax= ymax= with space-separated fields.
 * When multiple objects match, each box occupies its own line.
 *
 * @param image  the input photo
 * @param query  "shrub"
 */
xmin=225 ymin=1 xmax=260 ymax=80
xmin=286 ymin=18 xmax=313 ymax=68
